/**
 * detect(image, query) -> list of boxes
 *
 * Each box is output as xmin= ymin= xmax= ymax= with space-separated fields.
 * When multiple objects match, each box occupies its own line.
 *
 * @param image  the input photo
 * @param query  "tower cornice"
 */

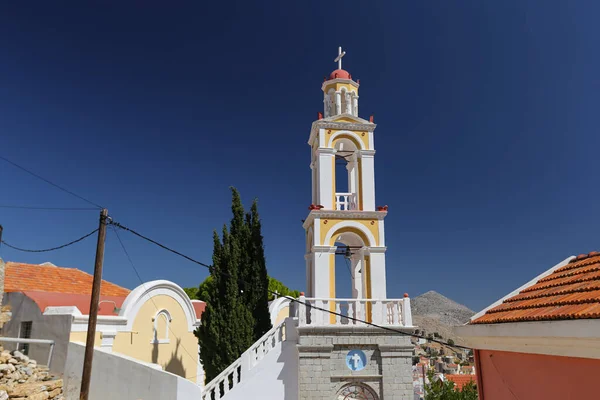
xmin=302 ymin=210 xmax=387 ymax=230
xmin=308 ymin=118 xmax=377 ymax=146
xmin=321 ymin=78 xmax=360 ymax=92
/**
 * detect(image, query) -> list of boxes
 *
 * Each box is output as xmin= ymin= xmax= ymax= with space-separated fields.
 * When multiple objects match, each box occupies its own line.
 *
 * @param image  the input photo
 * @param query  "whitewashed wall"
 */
xmin=63 ymin=342 xmax=202 ymax=400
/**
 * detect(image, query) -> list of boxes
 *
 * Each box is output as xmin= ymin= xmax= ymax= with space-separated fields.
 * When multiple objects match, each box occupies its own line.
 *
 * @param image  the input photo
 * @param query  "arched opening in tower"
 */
xmin=332 ymin=229 xmax=369 ymax=322
xmin=333 ymin=138 xmax=359 ymax=211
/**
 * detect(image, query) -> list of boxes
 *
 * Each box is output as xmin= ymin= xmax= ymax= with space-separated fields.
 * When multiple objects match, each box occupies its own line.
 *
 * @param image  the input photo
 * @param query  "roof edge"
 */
xmin=469 ymin=255 xmax=574 ymax=324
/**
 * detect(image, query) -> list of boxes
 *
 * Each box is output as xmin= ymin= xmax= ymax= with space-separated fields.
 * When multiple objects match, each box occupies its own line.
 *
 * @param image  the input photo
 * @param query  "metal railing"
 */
xmin=0 ymin=337 xmax=55 ymax=367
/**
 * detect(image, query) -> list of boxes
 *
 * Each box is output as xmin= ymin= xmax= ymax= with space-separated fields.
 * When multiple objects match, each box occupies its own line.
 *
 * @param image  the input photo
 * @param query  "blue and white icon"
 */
xmin=346 ymin=350 xmax=367 ymax=371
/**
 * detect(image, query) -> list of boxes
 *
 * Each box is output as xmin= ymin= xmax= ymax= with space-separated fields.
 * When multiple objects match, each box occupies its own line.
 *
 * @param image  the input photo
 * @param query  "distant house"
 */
xmin=443 ymin=363 xmax=459 ymax=374
xmin=460 ymin=365 xmax=475 ymax=375
xmin=456 ymin=251 xmax=600 ymax=400
xmin=0 ymin=261 xmax=205 ymax=387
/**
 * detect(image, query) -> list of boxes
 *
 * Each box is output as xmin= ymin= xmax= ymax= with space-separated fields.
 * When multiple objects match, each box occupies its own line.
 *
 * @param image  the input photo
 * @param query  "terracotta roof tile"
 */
xmin=472 ymin=252 xmax=600 ymax=324
xmin=4 ymin=262 xmax=130 ymax=297
xmin=444 ymin=374 xmax=476 ymax=390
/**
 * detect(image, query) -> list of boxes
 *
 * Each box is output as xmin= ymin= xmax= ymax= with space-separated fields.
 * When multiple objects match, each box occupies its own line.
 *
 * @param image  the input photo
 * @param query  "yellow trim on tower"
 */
xmin=329 ymin=253 xmax=336 ymax=324
xmin=320 ymin=219 xmax=379 ymax=247
xmin=364 ymin=255 xmax=372 ymax=323
xmin=323 ymin=82 xmax=358 ymax=94
xmin=331 ymin=156 xmax=336 ymax=208
xmin=331 ymin=134 xmax=364 ymax=152
xmin=358 ymin=158 xmax=363 ymax=210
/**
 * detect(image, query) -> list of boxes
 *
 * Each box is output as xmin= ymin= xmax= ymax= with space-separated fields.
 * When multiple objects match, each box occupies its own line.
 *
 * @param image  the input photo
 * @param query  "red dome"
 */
xmin=329 ymin=69 xmax=351 ymax=80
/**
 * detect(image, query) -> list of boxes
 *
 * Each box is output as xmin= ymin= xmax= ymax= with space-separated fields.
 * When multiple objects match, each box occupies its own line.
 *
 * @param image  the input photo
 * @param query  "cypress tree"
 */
xmin=197 ymin=225 xmax=253 ymax=382
xmin=245 ymin=200 xmax=272 ymax=339
xmin=196 ymin=188 xmax=271 ymax=382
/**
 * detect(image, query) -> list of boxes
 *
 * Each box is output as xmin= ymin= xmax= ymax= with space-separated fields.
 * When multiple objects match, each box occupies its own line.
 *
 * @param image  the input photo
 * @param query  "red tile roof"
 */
xmin=24 ymin=291 xmax=127 ymax=315
xmin=472 ymin=252 xmax=600 ymax=324
xmin=191 ymin=300 xmax=206 ymax=320
xmin=5 ymin=262 xmax=130 ymax=296
xmin=445 ymin=374 xmax=475 ymax=390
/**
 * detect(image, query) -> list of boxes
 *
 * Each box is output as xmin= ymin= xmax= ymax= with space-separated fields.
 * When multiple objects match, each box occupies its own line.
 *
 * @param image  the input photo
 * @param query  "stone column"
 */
xmin=379 ymin=342 xmax=414 ymax=400
xmin=298 ymin=340 xmax=333 ymax=400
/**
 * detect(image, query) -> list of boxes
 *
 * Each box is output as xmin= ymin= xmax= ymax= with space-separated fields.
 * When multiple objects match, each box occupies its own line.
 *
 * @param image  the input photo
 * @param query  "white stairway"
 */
xmin=201 ymin=319 xmax=297 ymax=400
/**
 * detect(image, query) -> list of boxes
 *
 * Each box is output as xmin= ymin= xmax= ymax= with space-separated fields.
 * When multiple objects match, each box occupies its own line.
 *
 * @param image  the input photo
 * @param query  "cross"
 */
xmin=351 ymin=353 xmax=362 ymax=369
xmin=334 ymin=46 xmax=346 ymax=70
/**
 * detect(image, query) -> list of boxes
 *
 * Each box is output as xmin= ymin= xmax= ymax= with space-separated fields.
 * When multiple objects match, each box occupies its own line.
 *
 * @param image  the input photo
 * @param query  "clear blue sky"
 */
xmin=1 ymin=1 xmax=599 ymax=311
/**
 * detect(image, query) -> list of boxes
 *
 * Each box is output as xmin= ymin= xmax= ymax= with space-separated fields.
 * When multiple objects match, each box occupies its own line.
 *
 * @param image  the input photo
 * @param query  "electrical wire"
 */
xmin=1 ymin=228 xmax=99 ymax=253
xmin=0 ymin=155 xmax=103 ymax=209
xmin=110 ymin=226 xmax=201 ymax=380
xmin=0 ymin=205 xmax=98 ymax=211
xmin=110 ymin=220 xmax=471 ymax=351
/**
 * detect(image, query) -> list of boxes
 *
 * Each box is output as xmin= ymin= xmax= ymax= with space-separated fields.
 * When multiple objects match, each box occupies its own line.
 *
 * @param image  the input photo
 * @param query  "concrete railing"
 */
xmin=202 ymin=320 xmax=286 ymax=400
xmin=297 ymin=295 xmax=412 ymax=327
xmin=335 ymin=192 xmax=357 ymax=211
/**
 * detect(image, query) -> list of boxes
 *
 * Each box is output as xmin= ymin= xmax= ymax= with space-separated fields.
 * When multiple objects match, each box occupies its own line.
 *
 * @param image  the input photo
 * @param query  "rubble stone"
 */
xmin=0 ymin=346 xmax=62 ymax=400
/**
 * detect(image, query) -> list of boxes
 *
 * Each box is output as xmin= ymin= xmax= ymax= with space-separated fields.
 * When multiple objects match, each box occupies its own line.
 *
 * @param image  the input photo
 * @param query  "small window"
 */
xmin=19 ymin=321 xmax=32 ymax=355
xmin=152 ymin=310 xmax=171 ymax=344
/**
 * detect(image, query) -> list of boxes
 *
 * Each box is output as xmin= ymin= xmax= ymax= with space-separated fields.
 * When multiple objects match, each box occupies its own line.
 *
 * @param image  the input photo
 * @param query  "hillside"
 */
xmin=411 ymin=290 xmax=475 ymax=345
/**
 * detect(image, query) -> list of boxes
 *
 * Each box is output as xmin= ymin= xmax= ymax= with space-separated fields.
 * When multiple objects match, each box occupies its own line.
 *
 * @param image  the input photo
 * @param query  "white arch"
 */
xmin=323 ymin=220 xmax=377 ymax=247
xmin=119 ymin=280 xmax=198 ymax=332
xmin=328 ymin=130 xmax=365 ymax=150
xmin=268 ymin=297 xmax=291 ymax=325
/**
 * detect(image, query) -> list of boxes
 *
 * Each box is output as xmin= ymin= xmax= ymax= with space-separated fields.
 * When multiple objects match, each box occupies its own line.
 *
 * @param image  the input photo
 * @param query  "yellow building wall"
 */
xmin=112 ymin=295 xmax=198 ymax=383
xmin=69 ymin=331 xmax=101 ymax=346
xmin=274 ymin=307 xmax=289 ymax=326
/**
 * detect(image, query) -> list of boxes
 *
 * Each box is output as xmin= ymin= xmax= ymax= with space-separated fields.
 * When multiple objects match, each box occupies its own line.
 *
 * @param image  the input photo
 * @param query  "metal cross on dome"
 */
xmin=334 ymin=46 xmax=346 ymax=70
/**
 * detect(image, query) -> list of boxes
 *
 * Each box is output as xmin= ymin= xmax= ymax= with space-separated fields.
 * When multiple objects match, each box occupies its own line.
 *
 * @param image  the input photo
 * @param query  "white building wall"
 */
xmin=63 ymin=341 xmax=201 ymax=400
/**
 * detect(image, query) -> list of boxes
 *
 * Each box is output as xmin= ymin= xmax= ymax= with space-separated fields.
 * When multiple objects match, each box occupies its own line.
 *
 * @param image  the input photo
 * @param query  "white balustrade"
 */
xmin=202 ymin=321 xmax=286 ymax=400
xmin=297 ymin=295 xmax=412 ymax=327
xmin=335 ymin=192 xmax=357 ymax=211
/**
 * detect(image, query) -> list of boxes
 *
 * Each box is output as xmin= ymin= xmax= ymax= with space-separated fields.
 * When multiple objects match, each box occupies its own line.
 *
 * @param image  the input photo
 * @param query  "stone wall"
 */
xmin=297 ymin=326 xmax=413 ymax=400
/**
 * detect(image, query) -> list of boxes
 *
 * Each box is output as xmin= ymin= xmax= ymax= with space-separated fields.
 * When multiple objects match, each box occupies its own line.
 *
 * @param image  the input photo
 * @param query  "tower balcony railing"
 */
xmin=335 ymin=192 xmax=357 ymax=211
xmin=296 ymin=295 xmax=412 ymax=327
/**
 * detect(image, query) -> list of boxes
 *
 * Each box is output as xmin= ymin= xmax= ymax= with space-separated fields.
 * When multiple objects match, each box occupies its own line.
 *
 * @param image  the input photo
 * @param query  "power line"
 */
xmin=1 ymin=228 xmax=99 ymax=253
xmin=0 ymin=205 xmax=98 ymax=211
xmin=110 ymin=226 xmax=200 ymax=380
xmin=0 ymin=155 xmax=103 ymax=209
xmin=110 ymin=220 xmax=470 ymax=351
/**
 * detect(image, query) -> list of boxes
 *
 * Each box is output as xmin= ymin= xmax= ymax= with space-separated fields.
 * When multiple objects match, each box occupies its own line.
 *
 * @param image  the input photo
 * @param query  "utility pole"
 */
xmin=79 ymin=209 xmax=108 ymax=400
xmin=0 ymin=224 xmax=3 ymax=252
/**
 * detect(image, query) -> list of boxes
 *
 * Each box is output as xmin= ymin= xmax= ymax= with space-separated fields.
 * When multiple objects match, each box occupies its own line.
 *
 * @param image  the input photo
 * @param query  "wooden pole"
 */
xmin=79 ymin=209 xmax=108 ymax=400
xmin=0 ymin=224 xmax=3 ymax=251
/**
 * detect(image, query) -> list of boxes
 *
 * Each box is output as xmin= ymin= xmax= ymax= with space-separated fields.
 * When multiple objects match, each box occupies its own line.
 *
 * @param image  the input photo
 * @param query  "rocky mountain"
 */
xmin=411 ymin=291 xmax=475 ymax=344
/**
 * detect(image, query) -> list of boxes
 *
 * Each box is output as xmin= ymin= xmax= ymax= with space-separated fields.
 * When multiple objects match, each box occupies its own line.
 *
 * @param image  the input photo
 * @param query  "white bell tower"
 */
xmin=301 ymin=47 xmax=410 ymax=327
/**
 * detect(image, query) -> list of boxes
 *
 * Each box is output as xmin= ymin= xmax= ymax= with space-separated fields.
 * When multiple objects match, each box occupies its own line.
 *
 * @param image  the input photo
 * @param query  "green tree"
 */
xmin=447 ymin=339 xmax=455 ymax=346
xmin=424 ymin=370 xmax=478 ymax=400
xmin=268 ymin=276 xmax=300 ymax=301
xmin=195 ymin=276 xmax=215 ymax=303
xmin=183 ymin=287 xmax=199 ymax=300
xmin=195 ymin=188 xmax=275 ymax=382
xmin=196 ymin=192 xmax=255 ymax=383
xmin=242 ymin=199 xmax=272 ymax=340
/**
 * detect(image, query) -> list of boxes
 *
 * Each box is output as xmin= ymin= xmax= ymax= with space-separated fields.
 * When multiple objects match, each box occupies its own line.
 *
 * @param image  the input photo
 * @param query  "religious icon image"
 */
xmin=345 ymin=350 xmax=367 ymax=371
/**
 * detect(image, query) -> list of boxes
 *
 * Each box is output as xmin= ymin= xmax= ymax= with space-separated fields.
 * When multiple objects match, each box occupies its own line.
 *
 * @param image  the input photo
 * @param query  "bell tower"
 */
xmin=302 ymin=47 xmax=392 ymax=319
xmin=295 ymin=48 xmax=414 ymax=400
